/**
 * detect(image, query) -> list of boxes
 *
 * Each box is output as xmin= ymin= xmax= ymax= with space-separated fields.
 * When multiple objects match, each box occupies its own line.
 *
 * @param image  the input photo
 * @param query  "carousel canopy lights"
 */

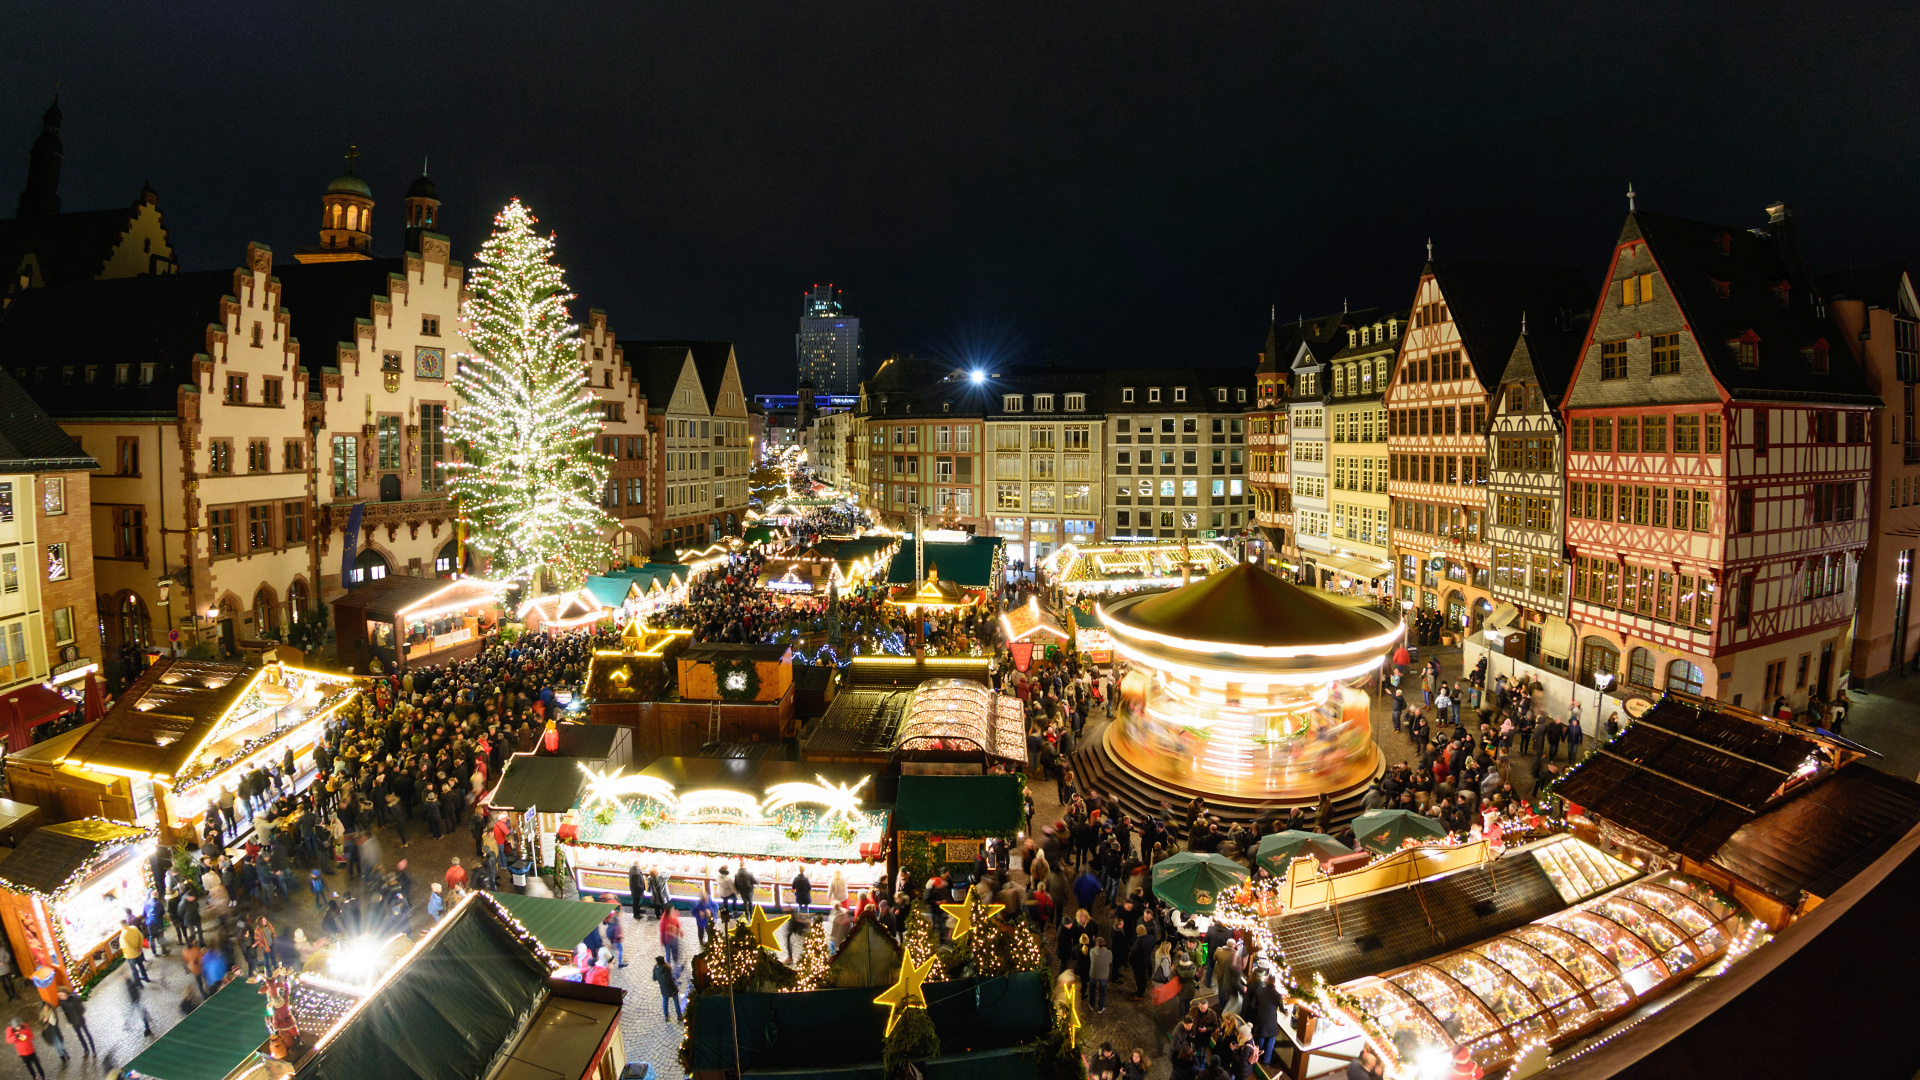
xmin=577 ymin=765 xmax=871 ymax=823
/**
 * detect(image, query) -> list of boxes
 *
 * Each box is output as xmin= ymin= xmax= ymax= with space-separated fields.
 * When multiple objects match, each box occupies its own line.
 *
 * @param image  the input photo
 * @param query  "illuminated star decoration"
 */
xmin=939 ymin=900 xmax=1003 ymax=943
xmin=1060 ymin=982 xmax=1083 ymax=1047
xmin=760 ymin=775 xmax=872 ymax=826
xmin=873 ymin=954 xmax=939 ymax=1036
xmin=745 ymin=904 xmax=791 ymax=951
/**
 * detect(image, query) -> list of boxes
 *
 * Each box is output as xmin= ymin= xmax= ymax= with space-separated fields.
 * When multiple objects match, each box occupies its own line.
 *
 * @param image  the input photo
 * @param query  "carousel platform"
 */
xmin=1070 ymin=723 xmax=1382 ymax=831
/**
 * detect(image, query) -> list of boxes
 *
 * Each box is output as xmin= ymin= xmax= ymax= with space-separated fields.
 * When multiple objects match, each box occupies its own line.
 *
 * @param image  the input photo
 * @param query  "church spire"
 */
xmin=16 ymin=96 xmax=64 ymax=217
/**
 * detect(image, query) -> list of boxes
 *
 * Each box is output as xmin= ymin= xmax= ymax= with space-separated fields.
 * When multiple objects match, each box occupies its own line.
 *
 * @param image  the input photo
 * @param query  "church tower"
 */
xmin=402 ymin=164 xmax=440 ymax=255
xmin=15 ymin=97 xmax=63 ymax=217
xmin=295 ymin=146 xmax=374 ymax=264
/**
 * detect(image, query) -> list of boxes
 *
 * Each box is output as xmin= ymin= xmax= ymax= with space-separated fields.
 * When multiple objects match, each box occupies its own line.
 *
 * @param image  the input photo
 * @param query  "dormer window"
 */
xmin=1066 ymin=393 xmax=1085 ymax=411
xmin=1388 ymin=318 xmax=1400 ymax=338
xmin=1772 ymin=280 xmax=1791 ymax=308
xmin=1711 ymin=277 xmax=1731 ymax=299
xmin=1122 ymin=387 xmax=1135 ymax=403
xmin=1235 ymin=388 xmax=1246 ymax=402
xmin=1727 ymin=331 xmax=1761 ymax=370
xmin=1173 ymin=387 xmax=1186 ymax=402
xmin=1713 ymin=230 xmax=1733 ymax=256
xmin=114 ymin=364 xmax=130 ymax=386
xmin=1034 ymin=394 xmax=1054 ymax=411
xmin=1002 ymin=394 xmax=1023 ymax=412
xmin=1804 ymin=340 xmax=1830 ymax=374
xmin=1348 ymin=329 xmax=1358 ymax=346
xmin=139 ymin=363 xmax=155 ymax=385
xmin=1215 ymin=388 xmax=1227 ymax=402
xmin=1148 ymin=388 xmax=1161 ymax=403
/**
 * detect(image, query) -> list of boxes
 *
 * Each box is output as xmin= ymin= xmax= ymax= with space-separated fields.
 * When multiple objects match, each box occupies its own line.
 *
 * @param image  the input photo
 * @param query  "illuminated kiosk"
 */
xmin=1093 ymin=562 xmax=1401 ymax=815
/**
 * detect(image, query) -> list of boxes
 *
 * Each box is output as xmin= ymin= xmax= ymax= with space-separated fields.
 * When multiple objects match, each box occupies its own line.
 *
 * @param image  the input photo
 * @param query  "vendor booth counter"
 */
xmin=561 ymin=757 xmax=892 ymax=910
xmin=0 ymin=818 xmax=154 ymax=993
xmin=330 ymin=576 xmax=502 ymax=674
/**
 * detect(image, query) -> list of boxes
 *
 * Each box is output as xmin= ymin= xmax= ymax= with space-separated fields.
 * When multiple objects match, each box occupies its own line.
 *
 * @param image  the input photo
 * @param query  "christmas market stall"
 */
xmin=559 ymin=756 xmax=891 ymax=911
xmin=999 ymin=596 xmax=1070 ymax=668
xmin=892 ymin=774 xmax=1024 ymax=881
xmin=279 ymin=891 xmax=628 ymax=1080
xmin=487 ymin=890 xmax=621 ymax=965
xmin=1069 ymin=607 xmax=1111 ymax=664
xmin=121 ymin=978 xmax=269 ymax=1080
xmin=883 ymin=535 xmax=1006 ymax=591
xmin=891 ymin=678 xmax=1026 ymax=776
xmin=1042 ymin=539 xmax=1239 ymax=595
xmin=58 ymin=657 xmax=360 ymax=840
xmin=331 ymin=576 xmax=503 ymax=674
xmin=0 ymin=817 xmax=155 ymax=992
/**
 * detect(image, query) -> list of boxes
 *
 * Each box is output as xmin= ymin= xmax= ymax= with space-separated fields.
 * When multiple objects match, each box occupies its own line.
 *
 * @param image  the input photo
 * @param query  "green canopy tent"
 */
xmin=121 ymin=979 xmax=267 ymax=1080
xmin=1351 ymin=808 xmax=1448 ymax=855
xmin=489 ymin=891 xmax=619 ymax=960
xmin=1252 ymin=831 xmax=1353 ymax=877
xmin=1150 ymin=852 xmax=1249 ymax=914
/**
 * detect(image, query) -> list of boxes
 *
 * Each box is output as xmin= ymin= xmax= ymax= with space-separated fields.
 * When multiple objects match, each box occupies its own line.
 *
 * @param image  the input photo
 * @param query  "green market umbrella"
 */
xmin=1253 ymin=830 xmax=1353 ymax=877
xmin=1151 ymin=851 xmax=1250 ymax=914
xmin=1351 ymin=808 xmax=1448 ymax=855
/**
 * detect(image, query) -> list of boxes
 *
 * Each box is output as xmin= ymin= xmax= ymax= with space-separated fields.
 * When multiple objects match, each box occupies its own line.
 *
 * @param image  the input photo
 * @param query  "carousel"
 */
xmin=1095 ymin=562 xmax=1402 ymax=808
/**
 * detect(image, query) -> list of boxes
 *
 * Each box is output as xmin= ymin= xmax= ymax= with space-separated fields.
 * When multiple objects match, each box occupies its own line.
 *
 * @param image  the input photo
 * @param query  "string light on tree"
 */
xmin=447 ymin=198 xmax=613 ymax=590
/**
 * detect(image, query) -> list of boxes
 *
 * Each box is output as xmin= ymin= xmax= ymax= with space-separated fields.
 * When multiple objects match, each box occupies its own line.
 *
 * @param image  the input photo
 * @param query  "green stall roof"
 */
xmin=884 ymin=536 xmax=1004 ymax=588
xmin=490 ymin=890 xmax=619 ymax=954
xmin=122 ymin=978 xmax=267 ymax=1080
xmin=893 ymin=774 xmax=1024 ymax=835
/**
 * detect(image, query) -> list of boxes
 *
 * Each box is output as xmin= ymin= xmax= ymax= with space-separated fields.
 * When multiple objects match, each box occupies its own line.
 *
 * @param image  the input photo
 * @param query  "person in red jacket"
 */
xmin=445 ymin=856 xmax=469 ymax=893
xmin=6 ymin=1018 xmax=43 ymax=1079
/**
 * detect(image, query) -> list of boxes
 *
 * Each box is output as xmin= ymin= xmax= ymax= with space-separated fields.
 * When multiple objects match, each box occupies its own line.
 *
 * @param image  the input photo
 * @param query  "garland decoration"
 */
xmin=714 ymin=656 xmax=761 ymax=702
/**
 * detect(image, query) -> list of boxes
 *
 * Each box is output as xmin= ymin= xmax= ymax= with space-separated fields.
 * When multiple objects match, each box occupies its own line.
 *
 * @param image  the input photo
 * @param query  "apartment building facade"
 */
xmin=629 ymin=341 xmax=752 ymax=551
xmin=1101 ymin=367 xmax=1252 ymax=546
xmin=1822 ymin=263 xmax=1920 ymax=682
xmin=854 ymin=355 xmax=986 ymax=535
xmin=0 ymin=369 xmax=99 ymax=712
xmin=1323 ymin=311 xmax=1403 ymax=595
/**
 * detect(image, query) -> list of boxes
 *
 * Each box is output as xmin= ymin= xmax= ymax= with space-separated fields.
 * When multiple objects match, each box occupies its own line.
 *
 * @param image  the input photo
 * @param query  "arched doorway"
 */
xmin=1580 ymin=637 xmax=1620 ymax=689
xmin=352 ymin=549 xmax=390 ymax=589
xmin=611 ymin=531 xmax=637 ymax=571
xmin=1471 ymin=596 xmax=1492 ymax=631
xmin=118 ymin=593 xmax=151 ymax=651
xmin=216 ymin=595 xmax=239 ymax=658
xmin=287 ymin=579 xmax=310 ymax=629
xmin=253 ymin=585 xmax=278 ymax=640
xmin=435 ymin=539 xmax=459 ymax=576
xmin=1446 ymin=590 xmax=1466 ymax=630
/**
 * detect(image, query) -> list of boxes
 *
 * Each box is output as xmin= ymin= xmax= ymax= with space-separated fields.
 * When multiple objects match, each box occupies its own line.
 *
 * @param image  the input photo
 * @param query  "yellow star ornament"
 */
xmin=873 ymin=954 xmax=939 ymax=1036
xmin=1060 ymin=982 xmax=1083 ymax=1047
xmin=939 ymin=901 xmax=1004 ymax=943
xmin=745 ymin=904 xmax=792 ymax=951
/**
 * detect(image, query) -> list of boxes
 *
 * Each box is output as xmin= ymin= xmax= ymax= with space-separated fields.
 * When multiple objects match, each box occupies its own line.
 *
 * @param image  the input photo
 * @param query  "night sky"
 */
xmin=5 ymin=2 xmax=1917 ymax=392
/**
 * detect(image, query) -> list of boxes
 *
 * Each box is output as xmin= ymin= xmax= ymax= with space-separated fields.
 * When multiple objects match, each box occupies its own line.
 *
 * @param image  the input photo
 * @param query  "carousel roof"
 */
xmin=1108 ymin=562 xmax=1391 ymax=651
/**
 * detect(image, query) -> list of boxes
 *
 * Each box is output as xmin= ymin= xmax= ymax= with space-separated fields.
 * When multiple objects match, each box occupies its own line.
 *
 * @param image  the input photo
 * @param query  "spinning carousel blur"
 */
xmin=1084 ymin=562 xmax=1404 ymax=821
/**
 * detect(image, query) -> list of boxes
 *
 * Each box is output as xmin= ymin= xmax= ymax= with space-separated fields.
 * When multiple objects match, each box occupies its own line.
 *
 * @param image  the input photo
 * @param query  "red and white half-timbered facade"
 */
xmin=1562 ymin=206 xmax=1878 ymax=712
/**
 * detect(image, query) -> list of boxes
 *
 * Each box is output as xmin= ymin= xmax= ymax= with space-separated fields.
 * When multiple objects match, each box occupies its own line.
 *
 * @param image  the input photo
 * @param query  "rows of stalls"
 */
xmin=557 ymin=757 xmax=890 ymax=911
xmin=1042 ymin=539 xmax=1240 ymax=595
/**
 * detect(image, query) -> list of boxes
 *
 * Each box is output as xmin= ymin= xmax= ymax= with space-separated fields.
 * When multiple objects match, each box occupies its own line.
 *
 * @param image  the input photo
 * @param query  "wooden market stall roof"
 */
xmin=66 ymin=659 xmax=252 ymax=778
xmin=488 ymin=890 xmax=618 ymax=955
xmin=0 ymin=818 xmax=149 ymax=896
xmin=334 ymin=574 xmax=496 ymax=622
xmin=1708 ymin=761 xmax=1920 ymax=905
xmin=893 ymin=774 xmax=1023 ymax=835
xmin=884 ymin=536 xmax=1004 ymax=588
xmin=1551 ymin=694 xmax=1836 ymax=861
xmin=489 ymin=755 xmax=592 ymax=814
xmin=119 ymin=977 xmax=267 ymax=1080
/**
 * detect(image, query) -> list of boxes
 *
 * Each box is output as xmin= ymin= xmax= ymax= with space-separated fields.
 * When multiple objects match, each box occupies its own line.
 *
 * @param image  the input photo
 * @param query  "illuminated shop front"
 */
xmin=63 ymin=657 xmax=359 ymax=838
xmin=332 ymin=576 xmax=504 ymax=673
xmin=1099 ymin=563 xmax=1401 ymax=802
xmin=1043 ymin=539 xmax=1240 ymax=595
xmin=0 ymin=818 xmax=155 ymax=992
xmin=560 ymin=757 xmax=888 ymax=909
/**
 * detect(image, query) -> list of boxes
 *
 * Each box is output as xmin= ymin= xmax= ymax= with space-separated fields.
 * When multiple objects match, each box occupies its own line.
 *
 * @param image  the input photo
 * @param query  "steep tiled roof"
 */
xmin=1818 ymin=262 xmax=1910 ymax=313
xmin=1500 ymin=311 xmax=1588 ymax=407
xmin=622 ymin=342 xmax=695 ymax=411
xmin=625 ymin=340 xmax=735 ymax=413
xmin=270 ymin=258 xmax=408 ymax=379
xmin=0 ymin=268 xmax=232 ymax=418
xmin=0 ymin=365 xmax=95 ymax=470
xmin=1625 ymin=211 xmax=1877 ymax=404
xmin=1427 ymin=259 xmax=1593 ymax=391
xmin=0 ymin=201 xmax=145 ymax=287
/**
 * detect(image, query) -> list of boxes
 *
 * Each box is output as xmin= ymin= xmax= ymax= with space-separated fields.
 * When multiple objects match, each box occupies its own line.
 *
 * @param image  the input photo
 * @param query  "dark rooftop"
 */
xmin=0 ymin=818 xmax=149 ymax=896
xmin=1551 ymin=695 xmax=1827 ymax=861
xmin=1710 ymin=762 xmax=1920 ymax=905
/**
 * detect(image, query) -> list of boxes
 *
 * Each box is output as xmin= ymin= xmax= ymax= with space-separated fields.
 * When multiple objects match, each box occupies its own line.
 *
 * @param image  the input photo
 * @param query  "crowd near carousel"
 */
xmin=0 ymin=469 xmax=1911 ymax=1080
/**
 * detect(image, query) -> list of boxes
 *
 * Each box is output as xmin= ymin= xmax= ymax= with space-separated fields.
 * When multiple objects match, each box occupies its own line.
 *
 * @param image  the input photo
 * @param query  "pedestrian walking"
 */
xmin=55 ymin=992 xmax=92 ymax=1056
xmin=120 ymin=919 xmax=151 ymax=983
xmin=126 ymin=970 xmax=153 ymax=1037
xmin=653 ymin=956 xmax=683 ymax=1022
xmin=5 ymin=1018 xmax=43 ymax=1080
xmin=34 ymin=1005 xmax=65 ymax=1066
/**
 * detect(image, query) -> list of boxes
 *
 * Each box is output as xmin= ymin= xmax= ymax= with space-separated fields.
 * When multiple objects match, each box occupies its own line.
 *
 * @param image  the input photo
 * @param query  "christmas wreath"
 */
xmin=714 ymin=656 xmax=760 ymax=702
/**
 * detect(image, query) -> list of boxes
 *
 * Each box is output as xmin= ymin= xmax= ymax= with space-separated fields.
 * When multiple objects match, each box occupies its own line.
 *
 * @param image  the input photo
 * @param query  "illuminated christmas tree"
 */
xmin=449 ymin=199 xmax=612 ymax=588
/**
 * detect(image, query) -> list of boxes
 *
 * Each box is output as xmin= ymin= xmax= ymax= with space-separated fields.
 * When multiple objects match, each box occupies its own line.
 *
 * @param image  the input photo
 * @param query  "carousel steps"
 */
xmin=1068 ymin=737 xmax=1375 ymax=835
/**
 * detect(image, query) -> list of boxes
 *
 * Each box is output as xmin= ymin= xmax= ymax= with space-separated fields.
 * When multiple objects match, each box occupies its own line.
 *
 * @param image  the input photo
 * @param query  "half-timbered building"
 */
xmin=1484 ymin=311 xmax=1587 ymax=674
xmin=1246 ymin=316 xmax=1294 ymax=570
xmin=1386 ymin=259 xmax=1591 ymax=633
xmin=1562 ymin=204 xmax=1878 ymax=712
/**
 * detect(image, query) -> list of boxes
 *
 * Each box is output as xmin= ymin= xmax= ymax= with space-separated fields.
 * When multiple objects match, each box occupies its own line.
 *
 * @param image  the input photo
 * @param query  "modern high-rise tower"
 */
xmin=796 ymin=283 xmax=861 ymax=395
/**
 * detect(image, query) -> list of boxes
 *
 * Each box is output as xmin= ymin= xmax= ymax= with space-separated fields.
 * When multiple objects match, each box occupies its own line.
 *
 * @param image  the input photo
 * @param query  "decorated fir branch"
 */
xmin=788 ymin=916 xmax=835 ymax=992
xmin=447 ymin=199 xmax=613 ymax=590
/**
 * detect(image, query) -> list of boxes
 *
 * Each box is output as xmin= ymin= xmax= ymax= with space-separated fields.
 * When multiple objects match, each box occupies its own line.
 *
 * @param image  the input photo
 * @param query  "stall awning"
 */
xmin=1317 ymin=554 xmax=1392 ymax=582
xmin=1540 ymin=615 xmax=1575 ymax=659
xmin=488 ymin=890 xmax=618 ymax=954
xmin=0 ymin=683 xmax=74 ymax=747
xmin=1485 ymin=602 xmax=1520 ymax=634
xmin=121 ymin=978 xmax=266 ymax=1080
